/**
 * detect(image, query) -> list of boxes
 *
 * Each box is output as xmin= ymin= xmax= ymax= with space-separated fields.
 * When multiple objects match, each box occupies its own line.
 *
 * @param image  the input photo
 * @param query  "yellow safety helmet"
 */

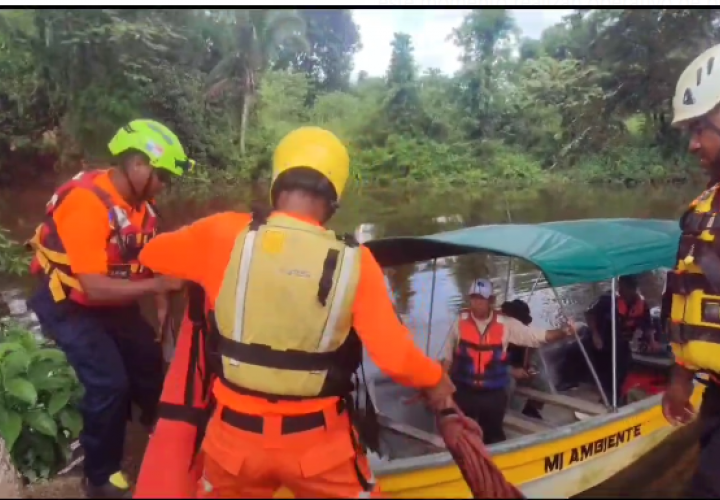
xmin=271 ymin=127 xmax=350 ymax=202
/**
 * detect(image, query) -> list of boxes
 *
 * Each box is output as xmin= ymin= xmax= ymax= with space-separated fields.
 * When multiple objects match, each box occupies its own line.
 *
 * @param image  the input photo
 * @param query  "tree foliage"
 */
xmin=0 ymin=8 xmax=718 ymax=187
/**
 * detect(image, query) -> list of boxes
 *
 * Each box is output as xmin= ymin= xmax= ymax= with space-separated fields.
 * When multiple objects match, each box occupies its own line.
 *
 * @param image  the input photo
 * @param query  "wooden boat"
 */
xmin=344 ymin=218 xmax=702 ymax=498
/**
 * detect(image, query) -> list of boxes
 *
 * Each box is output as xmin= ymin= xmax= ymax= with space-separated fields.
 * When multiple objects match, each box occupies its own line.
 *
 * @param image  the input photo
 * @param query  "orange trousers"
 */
xmin=197 ymin=403 xmax=382 ymax=499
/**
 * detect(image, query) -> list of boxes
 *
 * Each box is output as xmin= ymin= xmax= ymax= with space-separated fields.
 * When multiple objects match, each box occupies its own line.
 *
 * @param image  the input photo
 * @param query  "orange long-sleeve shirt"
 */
xmin=53 ymin=169 xmax=151 ymax=275
xmin=138 ymin=210 xmax=443 ymax=416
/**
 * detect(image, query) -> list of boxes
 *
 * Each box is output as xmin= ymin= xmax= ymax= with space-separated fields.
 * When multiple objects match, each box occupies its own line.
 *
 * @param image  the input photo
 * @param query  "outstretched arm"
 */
xmin=352 ymin=247 xmax=444 ymax=389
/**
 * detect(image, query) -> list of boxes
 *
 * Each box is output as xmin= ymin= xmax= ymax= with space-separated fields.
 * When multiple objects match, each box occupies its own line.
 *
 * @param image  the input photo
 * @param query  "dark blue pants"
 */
xmin=453 ymin=386 xmax=508 ymax=445
xmin=28 ymin=285 xmax=164 ymax=487
xmin=688 ymin=381 xmax=720 ymax=497
xmin=593 ymin=339 xmax=632 ymax=405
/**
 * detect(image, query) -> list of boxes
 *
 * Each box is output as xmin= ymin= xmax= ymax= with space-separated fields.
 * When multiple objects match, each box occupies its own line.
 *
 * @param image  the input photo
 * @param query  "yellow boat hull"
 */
xmin=273 ymin=384 xmax=705 ymax=498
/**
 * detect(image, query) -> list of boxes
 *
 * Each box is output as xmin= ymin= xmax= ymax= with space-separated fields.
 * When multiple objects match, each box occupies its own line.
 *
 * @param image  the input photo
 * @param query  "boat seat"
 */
xmin=503 ymin=410 xmax=555 ymax=435
xmin=514 ymin=386 xmax=608 ymax=416
xmin=377 ymin=413 xmax=446 ymax=449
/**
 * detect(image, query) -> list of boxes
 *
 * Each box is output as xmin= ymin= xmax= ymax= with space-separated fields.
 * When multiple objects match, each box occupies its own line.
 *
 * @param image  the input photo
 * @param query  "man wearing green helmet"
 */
xmin=26 ymin=119 xmax=194 ymax=498
xmin=108 ymin=119 xmax=196 ymax=203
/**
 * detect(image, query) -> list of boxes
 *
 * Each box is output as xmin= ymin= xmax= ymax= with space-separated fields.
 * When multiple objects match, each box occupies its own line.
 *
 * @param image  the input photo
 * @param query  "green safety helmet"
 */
xmin=108 ymin=119 xmax=195 ymax=176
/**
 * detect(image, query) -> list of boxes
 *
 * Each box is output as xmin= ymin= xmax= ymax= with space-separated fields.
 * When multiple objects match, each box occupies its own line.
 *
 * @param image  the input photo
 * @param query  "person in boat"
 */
xmin=585 ymin=274 xmax=659 ymax=405
xmin=661 ymin=43 xmax=720 ymax=498
xmin=131 ymin=126 xmax=456 ymax=498
xmin=440 ymin=278 xmax=576 ymax=444
xmin=25 ymin=119 xmax=192 ymax=499
xmin=502 ymin=299 xmax=547 ymax=420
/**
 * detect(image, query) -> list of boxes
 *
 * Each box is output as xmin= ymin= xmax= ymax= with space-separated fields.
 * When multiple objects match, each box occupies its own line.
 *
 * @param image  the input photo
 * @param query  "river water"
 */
xmin=0 ymin=180 xmax=704 ymax=496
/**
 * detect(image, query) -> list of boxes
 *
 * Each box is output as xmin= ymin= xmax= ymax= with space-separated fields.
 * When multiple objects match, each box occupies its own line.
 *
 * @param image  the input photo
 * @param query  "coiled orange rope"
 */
xmin=436 ymin=404 xmax=525 ymax=499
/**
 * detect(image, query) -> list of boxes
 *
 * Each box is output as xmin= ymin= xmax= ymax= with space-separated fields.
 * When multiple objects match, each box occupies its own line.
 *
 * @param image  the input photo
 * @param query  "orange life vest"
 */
xmin=617 ymin=296 xmax=646 ymax=334
xmin=449 ymin=310 xmax=510 ymax=390
xmin=27 ymin=169 xmax=158 ymax=306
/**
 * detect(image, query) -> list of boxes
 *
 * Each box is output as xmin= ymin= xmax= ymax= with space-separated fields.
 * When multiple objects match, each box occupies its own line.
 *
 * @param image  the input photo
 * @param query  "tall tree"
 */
xmin=206 ymin=9 xmax=309 ymax=155
xmin=384 ymin=33 xmax=424 ymax=136
xmin=274 ymin=9 xmax=362 ymax=99
xmin=452 ymin=9 xmax=518 ymax=140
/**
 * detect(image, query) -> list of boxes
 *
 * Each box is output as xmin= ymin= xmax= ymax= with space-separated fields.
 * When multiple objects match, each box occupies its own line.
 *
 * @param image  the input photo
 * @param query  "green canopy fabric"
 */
xmin=365 ymin=218 xmax=681 ymax=288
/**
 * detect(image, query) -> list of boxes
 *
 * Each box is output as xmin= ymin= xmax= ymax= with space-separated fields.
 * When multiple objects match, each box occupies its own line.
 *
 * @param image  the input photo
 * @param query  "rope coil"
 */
xmin=436 ymin=404 xmax=525 ymax=499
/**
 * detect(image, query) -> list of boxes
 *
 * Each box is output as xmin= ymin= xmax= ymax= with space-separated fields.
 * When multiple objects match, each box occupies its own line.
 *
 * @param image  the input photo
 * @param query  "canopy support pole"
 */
xmin=550 ymin=287 xmax=610 ymax=409
xmin=527 ymin=277 xmax=541 ymax=299
xmin=425 ymin=258 xmax=438 ymax=356
xmin=611 ymin=277 xmax=618 ymax=411
xmin=503 ymin=257 xmax=513 ymax=303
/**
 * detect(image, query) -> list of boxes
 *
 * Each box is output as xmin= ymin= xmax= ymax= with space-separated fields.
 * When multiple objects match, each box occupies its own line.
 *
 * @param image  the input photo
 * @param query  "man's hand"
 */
xmin=440 ymin=358 xmax=452 ymax=373
xmin=546 ymin=319 xmax=579 ymax=343
xmin=647 ymin=339 xmax=662 ymax=354
xmin=565 ymin=319 xmax=578 ymax=336
xmin=153 ymin=276 xmax=185 ymax=294
xmin=662 ymin=378 xmax=695 ymax=426
xmin=155 ymin=293 xmax=170 ymax=337
xmin=405 ymin=372 xmax=456 ymax=412
xmin=423 ymin=372 xmax=456 ymax=411
xmin=510 ymin=367 xmax=531 ymax=380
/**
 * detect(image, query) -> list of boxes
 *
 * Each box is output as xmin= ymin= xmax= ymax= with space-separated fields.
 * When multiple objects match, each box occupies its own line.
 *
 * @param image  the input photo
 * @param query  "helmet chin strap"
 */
xmin=121 ymin=165 xmax=154 ymax=210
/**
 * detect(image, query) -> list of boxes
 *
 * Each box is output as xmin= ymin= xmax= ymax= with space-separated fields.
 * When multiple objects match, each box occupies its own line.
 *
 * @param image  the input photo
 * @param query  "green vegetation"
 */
xmin=0 ymin=321 xmax=83 ymax=482
xmin=0 ymin=9 xmax=716 ymax=188
xmin=0 ymin=229 xmax=29 ymax=276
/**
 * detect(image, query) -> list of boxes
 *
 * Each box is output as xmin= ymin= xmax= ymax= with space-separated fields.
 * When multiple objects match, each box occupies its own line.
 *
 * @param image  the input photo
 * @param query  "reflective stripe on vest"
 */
xmin=450 ymin=310 xmax=510 ymax=390
xmin=26 ymin=169 xmax=157 ymax=305
xmin=211 ymin=211 xmax=362 ymax=403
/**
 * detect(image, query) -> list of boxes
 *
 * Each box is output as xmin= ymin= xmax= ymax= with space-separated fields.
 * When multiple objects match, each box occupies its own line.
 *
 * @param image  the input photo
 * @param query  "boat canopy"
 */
xmin=364 ymin=218 xmax=680 ymax=288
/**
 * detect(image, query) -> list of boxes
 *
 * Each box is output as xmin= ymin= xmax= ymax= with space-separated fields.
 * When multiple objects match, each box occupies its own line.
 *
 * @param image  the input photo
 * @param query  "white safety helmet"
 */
xmin=672 ymin=44 xmax=720 ymax=127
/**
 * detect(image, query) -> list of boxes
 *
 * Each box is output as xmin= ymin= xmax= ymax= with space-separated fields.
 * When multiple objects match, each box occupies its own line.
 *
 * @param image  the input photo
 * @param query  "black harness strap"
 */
xmin=157 ymin=402 xmax=208 ymax=426
xmin=318 ymin=249 xmax=340 ymax=307
xmin=216 ymin=335 xmax=339 ymax=371
xmin=317 ymin=233 xmax=360 ymax=307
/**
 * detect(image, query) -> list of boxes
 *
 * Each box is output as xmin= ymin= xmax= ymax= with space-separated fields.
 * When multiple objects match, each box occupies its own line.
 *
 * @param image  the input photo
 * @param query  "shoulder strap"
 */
xmin=48 ymin=171 xmax=114 ymax=216
xmin=317 ymin=232 xmax=360 ymax=307
xmin=249 ymin=208 xmax=270 ymax=231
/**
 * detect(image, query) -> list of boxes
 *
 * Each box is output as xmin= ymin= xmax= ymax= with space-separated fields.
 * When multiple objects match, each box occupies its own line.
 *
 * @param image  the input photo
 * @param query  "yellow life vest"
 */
xmin=668 ymin=183 xmax=720 ymax=373
xmin=211 ymin=212 xmax=362 ymax=401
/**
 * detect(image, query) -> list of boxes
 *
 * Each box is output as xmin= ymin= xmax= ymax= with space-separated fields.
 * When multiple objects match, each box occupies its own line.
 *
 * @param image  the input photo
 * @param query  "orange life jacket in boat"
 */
xmin=450 ymin=310 xmax=510 ymax=390
xmin=27 ymin=169 xmax=158 ymax=305
xmin=617 ymin=296 xmax=646 ymax=334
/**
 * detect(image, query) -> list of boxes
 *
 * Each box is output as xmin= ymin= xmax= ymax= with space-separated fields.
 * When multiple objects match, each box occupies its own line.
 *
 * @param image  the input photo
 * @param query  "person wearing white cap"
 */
xmin=440 ymin=278 xmax=576 ymax=444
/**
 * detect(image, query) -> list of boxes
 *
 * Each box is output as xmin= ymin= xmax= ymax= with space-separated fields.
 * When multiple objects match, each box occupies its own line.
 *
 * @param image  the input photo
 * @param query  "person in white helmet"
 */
xmin=661 ymin=43 xmax=720 ymax=498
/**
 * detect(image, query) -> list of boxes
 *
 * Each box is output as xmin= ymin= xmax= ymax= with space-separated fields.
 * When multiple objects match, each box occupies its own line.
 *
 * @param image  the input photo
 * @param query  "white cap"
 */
xmin=468 ymin=278 xmax=494 ymax=299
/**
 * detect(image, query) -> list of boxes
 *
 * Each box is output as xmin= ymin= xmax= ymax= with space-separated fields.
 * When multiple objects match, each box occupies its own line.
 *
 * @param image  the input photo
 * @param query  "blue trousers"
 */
xmin=688 ymin=381 xmax=720 ymax=497
xmin=28 ymin=285 xmax=164 ymax=486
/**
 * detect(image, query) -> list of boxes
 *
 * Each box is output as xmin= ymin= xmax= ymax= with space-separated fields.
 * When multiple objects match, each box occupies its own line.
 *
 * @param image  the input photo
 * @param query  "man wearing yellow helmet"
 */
xmin=132 ymin=126 xmax=456 ymax=498
xmin=661 ymin=43 xmax=720 ymax=498
xmin=25 ymin=119 xmax=192 ymax=498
